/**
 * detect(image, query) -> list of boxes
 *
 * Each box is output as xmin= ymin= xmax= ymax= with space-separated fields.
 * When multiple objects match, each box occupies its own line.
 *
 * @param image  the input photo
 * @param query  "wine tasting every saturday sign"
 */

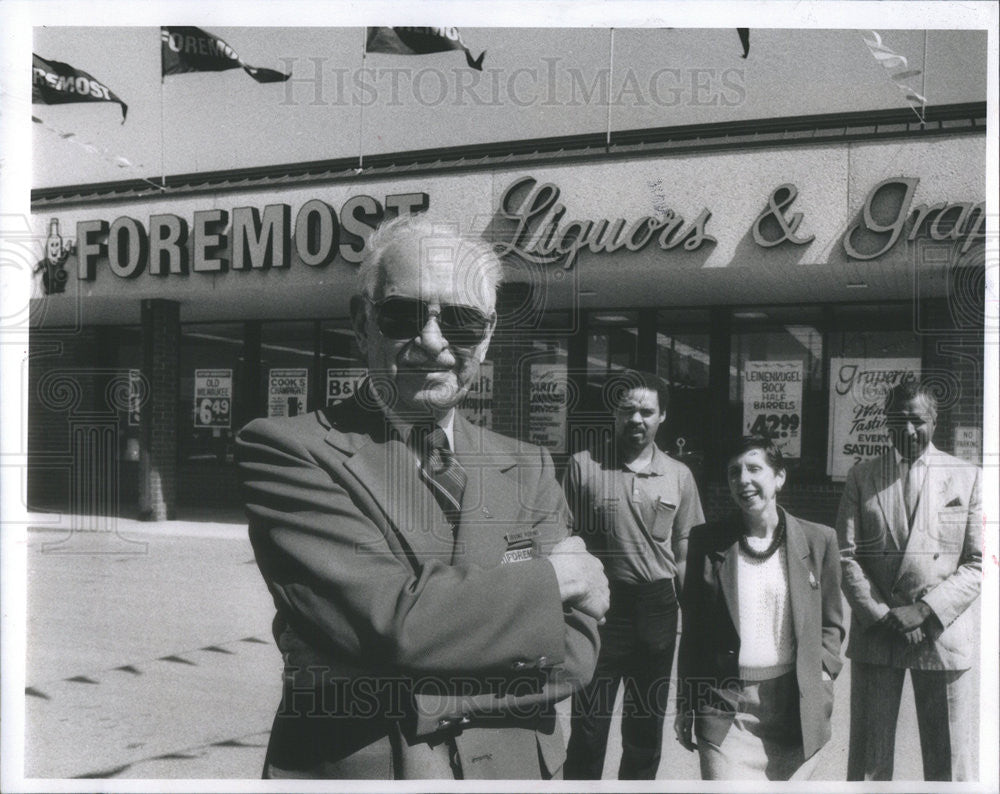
xmin=827 ymin=357 xmax=921 ymax=480
xmin=742 ymin=360 xmax=803 ymax=458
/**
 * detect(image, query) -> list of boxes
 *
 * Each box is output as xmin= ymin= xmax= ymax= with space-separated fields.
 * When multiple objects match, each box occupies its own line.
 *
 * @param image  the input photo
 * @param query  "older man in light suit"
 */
xmin=237 ymin=215 xmax=608 ymax=779
xmin=836 ymin=381 xmax=982 ymax=781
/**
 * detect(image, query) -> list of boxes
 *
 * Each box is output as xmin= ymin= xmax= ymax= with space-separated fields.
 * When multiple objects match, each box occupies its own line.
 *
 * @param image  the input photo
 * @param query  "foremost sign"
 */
xmin=64 ymin=176 xmax=984 ymax=284
xmin=75 ymin=191 xmax=429 ymax=280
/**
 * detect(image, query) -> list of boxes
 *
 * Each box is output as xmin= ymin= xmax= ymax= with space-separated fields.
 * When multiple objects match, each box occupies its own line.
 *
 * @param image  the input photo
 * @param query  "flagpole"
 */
xmin=920 ymin=30 xmax=928 ymax=126
xmin=159 ymin=43 xmax=166 ymax=189
xmin=358 ymin=28 xmax=366 ymax=171
xmin=605 ymin=28 xmax=615 ymax=151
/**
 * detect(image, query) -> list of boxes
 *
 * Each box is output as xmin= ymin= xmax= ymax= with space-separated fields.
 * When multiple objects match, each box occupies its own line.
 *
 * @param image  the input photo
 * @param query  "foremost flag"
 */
xmin=366 ymin=27 xmax=485 ymax=70
xmin=737 ymin=28 xmax=750 ymax=58
xmin=32 ymin=54 xmax=128 ymax=121
xmin=161 ymin=27 xmax=291 ymax=83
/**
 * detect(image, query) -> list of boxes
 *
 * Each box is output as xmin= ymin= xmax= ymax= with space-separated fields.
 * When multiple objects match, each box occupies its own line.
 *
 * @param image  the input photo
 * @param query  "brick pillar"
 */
xmin=139 ymin=299 xmax=179 ymax=520
xmin=490 ymin=282 xmax=534 ymax=441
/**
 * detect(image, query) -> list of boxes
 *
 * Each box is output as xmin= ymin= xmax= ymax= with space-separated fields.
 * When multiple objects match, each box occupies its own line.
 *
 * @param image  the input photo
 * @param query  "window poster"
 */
xmin=460 ymin=361 xmax=493 ymax=429
xmin=326 ymin=368 xmax=367 ymax=406
xmin=742 ymin=360 xmax=803 ymax=458
xmin=529 ymin=363 xmax=569 ymax=452
xmin=827 ymin=357 xmax=921 ymax=480
xmin=193 ymin=369 xmax=233 ymax=428
xmin=268 ymin=368 xmax=309 ymax=418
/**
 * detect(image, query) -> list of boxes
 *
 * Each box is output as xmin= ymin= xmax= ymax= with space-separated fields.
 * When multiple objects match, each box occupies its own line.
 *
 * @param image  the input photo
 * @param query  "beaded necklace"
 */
xmin=739 ymin=509 xmax=786 ymax=561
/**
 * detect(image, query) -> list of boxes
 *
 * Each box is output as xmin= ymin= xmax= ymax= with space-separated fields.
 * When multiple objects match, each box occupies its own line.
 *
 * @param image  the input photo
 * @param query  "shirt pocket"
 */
xmin=650 ymin=500 xmax=677 ymax=542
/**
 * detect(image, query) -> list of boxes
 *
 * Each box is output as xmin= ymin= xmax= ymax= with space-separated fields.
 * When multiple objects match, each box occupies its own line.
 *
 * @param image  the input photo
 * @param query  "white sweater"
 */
xmin=737 ymin=540 xmax=796 ymax=680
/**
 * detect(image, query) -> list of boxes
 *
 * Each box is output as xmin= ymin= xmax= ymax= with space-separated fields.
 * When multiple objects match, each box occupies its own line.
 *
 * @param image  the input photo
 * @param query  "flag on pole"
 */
xmin=862 ymin=31 xmax=926 ymax=119
xmin=737 ymin=29 xmax=750 ymax=58
xmin=32 ymin=115 xmax=136 ymax=168
xmin=32 ymin=54 xmax=128 ymax=121
xmin=161 ymin=27 xmax=291 ymax=83
xmin=366 ymin=27 xmax=485 ymax=70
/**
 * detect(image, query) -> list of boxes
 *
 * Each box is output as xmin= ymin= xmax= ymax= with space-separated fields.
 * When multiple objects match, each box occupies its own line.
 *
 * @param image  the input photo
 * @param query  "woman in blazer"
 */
xmin=674 ymin=435 xmax=845 ymax=780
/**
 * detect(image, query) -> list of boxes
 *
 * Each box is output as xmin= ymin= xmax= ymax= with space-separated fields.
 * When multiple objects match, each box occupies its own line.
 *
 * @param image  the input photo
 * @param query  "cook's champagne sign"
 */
xmin=268 ymin=368 xmax=309 ymax=418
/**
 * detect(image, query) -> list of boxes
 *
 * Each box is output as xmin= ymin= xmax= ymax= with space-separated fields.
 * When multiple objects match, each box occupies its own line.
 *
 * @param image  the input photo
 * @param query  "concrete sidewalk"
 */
xmin=24 ymin=512 xmax=279 ymax=779
xmin=21 ymin=511 xmax=932 ymax=783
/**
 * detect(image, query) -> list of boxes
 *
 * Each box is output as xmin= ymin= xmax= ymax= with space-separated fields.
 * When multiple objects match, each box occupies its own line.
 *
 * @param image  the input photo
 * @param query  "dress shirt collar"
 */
xmin=371 ymin=386 xmax=456 ymax=452
xmin=894 ymin=442 xmax=937 ymax=470
xmin=619 ymin=442 xmax=669 ymax=474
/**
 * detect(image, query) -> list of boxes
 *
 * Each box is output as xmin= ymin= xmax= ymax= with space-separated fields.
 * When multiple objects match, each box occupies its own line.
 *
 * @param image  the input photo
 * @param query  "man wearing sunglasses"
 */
xmin=237 ymin=215 xmax=608 ymax=780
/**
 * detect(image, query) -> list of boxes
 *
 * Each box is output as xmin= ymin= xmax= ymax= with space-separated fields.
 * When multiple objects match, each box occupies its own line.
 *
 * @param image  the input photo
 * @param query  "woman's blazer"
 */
xmin=677 ymin=511 xmax=845 ymax=759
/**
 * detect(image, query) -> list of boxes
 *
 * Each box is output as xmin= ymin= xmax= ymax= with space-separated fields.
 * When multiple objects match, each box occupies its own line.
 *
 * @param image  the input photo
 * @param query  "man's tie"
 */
xmin=903 ymin=459 xmax=922 ymax=528
xmin=412 ymin=425 xmax=467 ymax=527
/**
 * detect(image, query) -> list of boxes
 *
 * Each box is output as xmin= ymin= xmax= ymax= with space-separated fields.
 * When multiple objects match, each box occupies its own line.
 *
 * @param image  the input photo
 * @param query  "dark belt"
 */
xmin=609 ymin=577 xmax=676 ymax=603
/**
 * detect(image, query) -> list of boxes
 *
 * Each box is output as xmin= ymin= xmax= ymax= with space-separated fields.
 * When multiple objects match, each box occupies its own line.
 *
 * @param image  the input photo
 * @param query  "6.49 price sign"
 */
xmin=194 ymin=369 xmax=232 ymax=428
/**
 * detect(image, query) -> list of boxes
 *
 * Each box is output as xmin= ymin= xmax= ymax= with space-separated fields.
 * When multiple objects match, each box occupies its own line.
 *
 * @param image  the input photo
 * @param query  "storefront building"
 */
xmin=28 ymin=101 xmax=987 ymax=524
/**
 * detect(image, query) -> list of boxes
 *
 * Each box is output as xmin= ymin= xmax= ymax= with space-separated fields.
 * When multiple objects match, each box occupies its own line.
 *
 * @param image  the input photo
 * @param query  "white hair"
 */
xmin=356 ymin=214 xmax=504 ymax=310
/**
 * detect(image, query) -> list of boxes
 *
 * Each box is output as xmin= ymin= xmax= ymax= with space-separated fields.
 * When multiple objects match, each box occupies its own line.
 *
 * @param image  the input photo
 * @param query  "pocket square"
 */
xmin=945 ymin=497 xmax=963 ymax=508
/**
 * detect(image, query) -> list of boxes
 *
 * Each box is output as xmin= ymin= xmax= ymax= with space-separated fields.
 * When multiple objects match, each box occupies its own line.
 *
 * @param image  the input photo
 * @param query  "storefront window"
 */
xmin=828 ymin=304 xmax=921 ymax=358
xmin=321 ymin=321 xmax=365 ymax=406
xmin=587 ymin=311 xmax=640 ymax=380
xmin=730 ymin=307 xmax=825 ymax=478
xmin=261 ymin=321 xmax=318 ymax=417
xmin=117 ymin=327 xmax=143 ymax=504
xmin=656 ymin=309 xmax=711 ymax=479
xmin=179 ymin=323 xmax=244 ymax=463
xmin=525 ymin=337 xmax=569 ymax=449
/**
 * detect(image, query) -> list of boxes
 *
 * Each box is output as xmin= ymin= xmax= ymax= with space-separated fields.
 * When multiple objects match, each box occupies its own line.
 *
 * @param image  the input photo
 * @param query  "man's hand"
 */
xmin=674 ymin=710 xmax=696 ymax=751
xmin=548 ymin=536 xmax=610 ymax=623
xmin=903 ymin=627 xmax=925 ymax=645
xmin=882 ymin=603 xmax=932 ymax=635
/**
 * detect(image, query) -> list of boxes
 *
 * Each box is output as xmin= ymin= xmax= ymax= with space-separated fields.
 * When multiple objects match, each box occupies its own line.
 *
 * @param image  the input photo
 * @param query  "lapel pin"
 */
xmin=482 ymin=506 xmax=492 ymax=518
xmin=808 ymin=571 xmax=818 ymax=589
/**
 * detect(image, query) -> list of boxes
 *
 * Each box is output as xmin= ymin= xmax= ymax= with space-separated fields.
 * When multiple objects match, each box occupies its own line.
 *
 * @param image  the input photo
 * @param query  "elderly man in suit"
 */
xmin=836 ymin=381 xmax=982 ymax=781
xmin=237 ymin=215 xmax=608 ymax=780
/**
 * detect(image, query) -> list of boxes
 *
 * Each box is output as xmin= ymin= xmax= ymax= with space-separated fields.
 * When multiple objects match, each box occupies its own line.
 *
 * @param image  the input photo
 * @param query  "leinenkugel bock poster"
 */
xmin=742 ymin=360 xmax=803 ymax=458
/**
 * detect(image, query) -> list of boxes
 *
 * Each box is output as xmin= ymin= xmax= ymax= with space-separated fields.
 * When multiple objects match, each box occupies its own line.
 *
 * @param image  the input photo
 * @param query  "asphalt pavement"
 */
xmin=21 ymin=510 xmax=939 ymax=783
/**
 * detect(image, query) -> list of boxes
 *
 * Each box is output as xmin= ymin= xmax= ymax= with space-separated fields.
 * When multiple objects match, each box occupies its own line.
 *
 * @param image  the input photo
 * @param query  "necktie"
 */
xmin=903 ymin=459 xmax=922 ymax=526
xmin=412 ymin=425 xmax=467 ymax=527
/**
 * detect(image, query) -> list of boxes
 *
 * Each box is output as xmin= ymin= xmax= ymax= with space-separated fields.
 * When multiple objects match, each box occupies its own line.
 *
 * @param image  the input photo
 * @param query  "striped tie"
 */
xmin=412 ymin=425 xmax=467 ymax=527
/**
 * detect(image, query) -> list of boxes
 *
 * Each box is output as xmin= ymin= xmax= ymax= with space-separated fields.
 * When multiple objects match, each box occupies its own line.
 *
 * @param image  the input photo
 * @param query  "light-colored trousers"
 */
xmin=848 ymin=661 xmax=977 ymax=781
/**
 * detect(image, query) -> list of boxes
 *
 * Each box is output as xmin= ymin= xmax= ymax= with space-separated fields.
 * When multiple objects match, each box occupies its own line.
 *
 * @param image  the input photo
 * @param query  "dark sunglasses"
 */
xmin=368 ymin=296 xmax=492 ymax=347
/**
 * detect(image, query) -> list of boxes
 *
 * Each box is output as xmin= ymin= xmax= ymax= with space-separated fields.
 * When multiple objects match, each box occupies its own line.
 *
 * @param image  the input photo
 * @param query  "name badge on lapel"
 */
xmin=502 ymin=530 xmax=538 ymax=564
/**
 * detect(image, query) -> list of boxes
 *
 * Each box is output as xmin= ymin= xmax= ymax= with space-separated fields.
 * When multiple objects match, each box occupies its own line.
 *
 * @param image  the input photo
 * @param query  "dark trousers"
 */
xmin=565 ymin=578 xmax=678 ymax=780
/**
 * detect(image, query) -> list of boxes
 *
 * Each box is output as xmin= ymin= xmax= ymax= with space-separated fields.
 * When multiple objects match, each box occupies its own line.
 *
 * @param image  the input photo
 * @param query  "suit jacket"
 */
xmin=236 ymin=388 xmax=599 ymax=779
xmin=677 ymin=511 xmax=845 ymax=759
xmin=836 ymin=446 xmax=982 ymax=670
